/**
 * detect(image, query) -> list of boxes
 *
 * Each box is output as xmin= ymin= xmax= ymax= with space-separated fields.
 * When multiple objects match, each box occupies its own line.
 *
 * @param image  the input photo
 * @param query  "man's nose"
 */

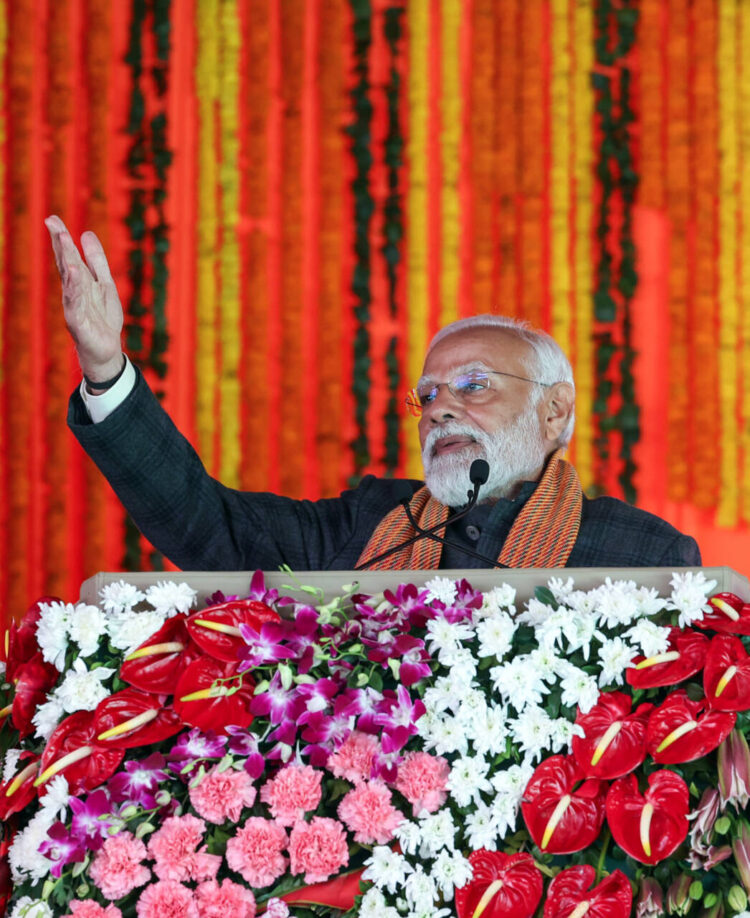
xmin=423 ymin=384 xmax=463 ymax=423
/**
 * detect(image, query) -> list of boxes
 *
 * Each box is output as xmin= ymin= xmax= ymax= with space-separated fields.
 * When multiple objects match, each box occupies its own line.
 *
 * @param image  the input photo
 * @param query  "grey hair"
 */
xmin=427 ymin=314 xmax=576 ymax=446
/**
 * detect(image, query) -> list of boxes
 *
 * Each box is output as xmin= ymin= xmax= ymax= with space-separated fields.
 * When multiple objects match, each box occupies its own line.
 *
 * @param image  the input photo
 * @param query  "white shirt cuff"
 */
xmin=79 ymin=357 xmax=137 ymax=423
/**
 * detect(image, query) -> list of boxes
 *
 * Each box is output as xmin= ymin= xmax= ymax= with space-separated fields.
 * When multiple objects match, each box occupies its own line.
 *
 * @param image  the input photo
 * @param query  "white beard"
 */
xmin=421 ymin=407 xmax=549 ymax=507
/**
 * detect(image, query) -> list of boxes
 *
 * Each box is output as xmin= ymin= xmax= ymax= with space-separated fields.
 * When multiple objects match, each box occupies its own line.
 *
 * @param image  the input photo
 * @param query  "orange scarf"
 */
xmin=356 ymin=449 xmax=583 ymax=570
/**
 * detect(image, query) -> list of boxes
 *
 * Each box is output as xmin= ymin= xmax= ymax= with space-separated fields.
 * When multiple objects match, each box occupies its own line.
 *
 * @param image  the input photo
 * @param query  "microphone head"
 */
xmin=469 ymin=459 xmax=489 ymax=486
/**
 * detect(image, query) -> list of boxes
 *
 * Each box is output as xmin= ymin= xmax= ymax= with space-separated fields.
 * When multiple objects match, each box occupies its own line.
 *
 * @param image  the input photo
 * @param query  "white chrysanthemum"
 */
xmin=419 ymin=809 xmax=456 ymax=856
xmin=444 ymin=647 xmax=478 ymax=683
xmin=68 ymin=603 xmax=108 ymax=657
xmin=8 ymin=810 xmax=56 ymax=882
xmin=38 ymin=775 xmax=70 ymax=819
xmin=471 ymin=703 xmax=509 ymax=757
xmin=490 ymin=657 xmax=549 ymax=711
xmin=359 ymin=889 xmax=399 ymax=918
xmin=431 ymin=849 xmax=473 ymax=900
xmin=448 ymin=754 xmax=492 ymax=807
xmin=634 ymin=586 xmax=668 ymax=617
xmin=406 ymin=907 xmax=452 ymax=918
xmin=560 ymin=613 xmax=601 ymax=660
xmin=108 ymin=608 xmax=167 ymax=654
xmin=515 ymin=596 xmax=555 ymax=627
xmin=424 ymin=576 xmax=458 ymax=606
xmin=559 ymin=666 xmax=600 ymax=714
xmin=549 ymin=717 xmax=585 ymax=753
xmin=393 ymin=820 xmax=423 ymax=856
xmin=625 ymin=619 xmax=672 ymax=658
xmin=534 ymin=609 xmax=573 ymax=651
xmin=32 ymin=697 xmax=65 ymax=741
xmin=476 ymin=612 xmax=515 ymax=659
xmin=2 ymin=749 xmax=21 ymax=784
xmin=464 ymin=801 xmax=500 ymax=850
xmin=0 ymin=660 xmax=6 ymax=681
xmin=144 ymin=580 xmax=197 ymax=616
xmin=456 ymin=690 xmax=488 ymax=732
xmin=491 ymin=791 xmax=520 ymax=839
xmin=56 ymin=658 xmax=115 ymax=713
xmin=597 ymin=636 xmax=638 ymax=687
xmin=420 ymin=714 xmax=468 ymax=756
xmin=510 ymin=705 xmax=556 ymax=761
xmin=595 ymin=586 xmax=640 ymax=630
xmin=404 ymin=866 xmax=439 ymax=912
xmin=565 ymin=590 xmax=599 ymax=617
xmin=425 ymin=617 xmax=474 ymax=660
xmin=423 ymin=676 xmax=461 ymax=714
xmin=8 ymin=898 xmax=54 ymax=918
xmin=479 ymin=584 xmax=516 ymax=616
xmin=99 ymin=579 xmax=146 ymax=613
xmin=362 ymin=846 xmax=414 ymax=893
xmin=548 ymin=576 xmax=575 ymax=603
xmin=528 ymin=645 xmax=568 ymax=683
xmin=35 ymin=601 xmax=73 ymax=670
xmin=491 ymin=760 xmax=534 ymax=800
xmin=669 ymin=571 xmax=717 ymax=628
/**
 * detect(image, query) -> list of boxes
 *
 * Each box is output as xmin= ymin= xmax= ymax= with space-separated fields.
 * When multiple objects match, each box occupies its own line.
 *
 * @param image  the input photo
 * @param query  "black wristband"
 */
xmin=84 ymin=356 xmax=127 ymax=391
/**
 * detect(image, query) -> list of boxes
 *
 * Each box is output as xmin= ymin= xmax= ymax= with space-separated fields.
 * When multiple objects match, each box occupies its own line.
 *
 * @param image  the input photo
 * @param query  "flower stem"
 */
xmin=596 ymin=828 xmax=611 ymax=882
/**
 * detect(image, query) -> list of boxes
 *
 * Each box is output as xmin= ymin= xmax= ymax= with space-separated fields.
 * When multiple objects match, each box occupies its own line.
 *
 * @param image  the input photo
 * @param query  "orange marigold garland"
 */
xmin=740 ymin=0 xmax=750 ymax=523
xmin=689 ymin=0 xmax=719 ymax=510
xmin=496 ymin=0 xmax=520 ymax=317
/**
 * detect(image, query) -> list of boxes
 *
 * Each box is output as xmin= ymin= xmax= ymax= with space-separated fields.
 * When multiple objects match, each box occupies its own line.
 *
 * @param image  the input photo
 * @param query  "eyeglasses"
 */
xmin=405 ymin=369 xmax=551 ymax=417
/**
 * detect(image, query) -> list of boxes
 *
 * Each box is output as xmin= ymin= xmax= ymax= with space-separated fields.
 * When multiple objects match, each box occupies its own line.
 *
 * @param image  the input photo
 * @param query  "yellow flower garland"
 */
xmin=741 ymin=1 xmax=750 ymax=522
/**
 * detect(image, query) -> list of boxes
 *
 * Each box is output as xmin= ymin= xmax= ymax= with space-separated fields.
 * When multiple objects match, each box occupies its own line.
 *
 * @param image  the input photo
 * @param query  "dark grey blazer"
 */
xmin=69 ymin=370 xmax=701 ymax=571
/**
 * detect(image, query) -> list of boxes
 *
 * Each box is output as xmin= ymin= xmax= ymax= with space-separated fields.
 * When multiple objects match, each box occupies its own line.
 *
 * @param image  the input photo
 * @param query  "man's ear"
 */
xmin=540 ymin=382 xmax=575 ymax=443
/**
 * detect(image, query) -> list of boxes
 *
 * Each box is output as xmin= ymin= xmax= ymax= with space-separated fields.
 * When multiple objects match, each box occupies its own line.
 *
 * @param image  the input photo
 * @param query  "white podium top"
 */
xmin=80 ymin=566 xmax=749 ymax=610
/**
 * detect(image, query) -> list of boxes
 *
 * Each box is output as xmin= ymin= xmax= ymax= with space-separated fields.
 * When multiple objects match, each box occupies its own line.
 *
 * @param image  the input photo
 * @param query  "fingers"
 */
xmin=45 ymin=214 xmax=87 ymax=281
xmin=80 ymin=231 xmax=114 ymax=285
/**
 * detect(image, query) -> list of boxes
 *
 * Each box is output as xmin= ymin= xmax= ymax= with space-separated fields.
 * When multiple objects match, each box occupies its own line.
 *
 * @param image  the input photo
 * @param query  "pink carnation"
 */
xmin=189 ymin=766 xmax=257 ymax=824
xmin=394 ymin=751 xmax=450 ymax=815
xmin=337 ymin=781 xmax=404 ymax=844
xmin=326 ymin=731 xmax=379 ymax=784
xmin=195 ymin=878 xmax=256 ymax=918
xmin=137 ymin=880 xmax=199 ymax=918
xmin=147 ymin=814 xmax=221 ymax=883
xmin=288 ymin=817 xmax=349 ymax=884
xmin=225 ymin=817 xmax=287 ymax=887
xmin=260 ymin=765 xmax=322 ymax=826
xmin=64 ymin=903 xmax=123 ymax=918
xmin=264 ymin=900 xmax=290 ymax=918
xmin=89 ymin=833 xmax=150 ymax=900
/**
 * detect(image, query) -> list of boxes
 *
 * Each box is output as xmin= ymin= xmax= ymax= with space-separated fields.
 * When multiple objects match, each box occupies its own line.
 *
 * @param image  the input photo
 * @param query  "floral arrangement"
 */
xmin=1 ymin=569 xmax=750 ymax=918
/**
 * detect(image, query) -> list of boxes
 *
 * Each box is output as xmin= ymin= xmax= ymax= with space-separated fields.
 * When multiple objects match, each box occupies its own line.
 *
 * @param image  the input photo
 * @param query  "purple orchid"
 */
xmin=440 ymin=578 xmax=483 ymax=622
xmin=108 ymin=753 xmax=170 ymax=810
xmin=168 ymin=728 xmax=227 ymax=773
xmin=250 ymin=671 xmax=304 ymax=724
xmin=285 ymin=606 xmax=320 ymax=673
xmin=392 ymin=635 xmax=432 ymax=686
xmin=300 ymin=708 xmax=353 ymax=749
xmin=69 ymin=789 xmax=120 ymax=851
xmin=247 ymin=569 xmax=280 ymax=604
xmin=225 ymin=726 xmax=266 ymax=779
xmin=39 ymin=822 xmax=86 ymax=877
xmin=374 ymin=685 xmax=426 ymax=751
xmin=238 ymin=620 xmax=295 ymax=669
xmin=296 ymin=678 xmax=340 ymax=723
xmin=336 ymin=686 xmax=384 ymax=733
xmin=383 ymin=583 xmax=433 ymax=628
xmin=204 ymin=590 xmax=240 ymax=607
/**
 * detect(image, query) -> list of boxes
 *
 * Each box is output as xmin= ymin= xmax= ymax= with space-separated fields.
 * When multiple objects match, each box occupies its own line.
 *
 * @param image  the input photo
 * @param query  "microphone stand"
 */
xmin=400 ymin=501 xmax=508 ymax=569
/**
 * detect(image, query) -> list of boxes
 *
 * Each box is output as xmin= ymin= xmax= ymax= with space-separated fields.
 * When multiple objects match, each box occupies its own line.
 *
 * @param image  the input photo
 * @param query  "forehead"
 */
xmin=421 ymin=327 xmax=533 ymax=378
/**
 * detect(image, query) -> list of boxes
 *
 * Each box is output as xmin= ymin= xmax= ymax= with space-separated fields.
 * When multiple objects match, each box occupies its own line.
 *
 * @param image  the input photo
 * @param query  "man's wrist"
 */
xmin=83 ymin=354 xmax=127 ymax=392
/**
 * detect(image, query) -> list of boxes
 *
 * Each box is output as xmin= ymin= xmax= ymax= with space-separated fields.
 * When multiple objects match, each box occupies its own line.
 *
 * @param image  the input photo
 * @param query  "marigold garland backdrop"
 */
xmin=1 ymin=0 xmax=749 ymax=624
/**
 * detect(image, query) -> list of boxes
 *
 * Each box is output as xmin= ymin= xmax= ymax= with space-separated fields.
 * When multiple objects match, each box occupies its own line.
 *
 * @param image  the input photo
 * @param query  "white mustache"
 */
xmin=422 ymin=423 xmax=485 ymax=459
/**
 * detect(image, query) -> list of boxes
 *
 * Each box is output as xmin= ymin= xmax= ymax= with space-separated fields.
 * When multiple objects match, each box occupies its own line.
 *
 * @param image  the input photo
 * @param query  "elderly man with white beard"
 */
xmin=48 ymin=215 xmax=700 ymax=571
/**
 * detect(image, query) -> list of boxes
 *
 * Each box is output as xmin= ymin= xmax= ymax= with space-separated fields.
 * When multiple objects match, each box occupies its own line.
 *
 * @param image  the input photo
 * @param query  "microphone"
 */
xmin=355 ymin=460 xmax=507 ymax=570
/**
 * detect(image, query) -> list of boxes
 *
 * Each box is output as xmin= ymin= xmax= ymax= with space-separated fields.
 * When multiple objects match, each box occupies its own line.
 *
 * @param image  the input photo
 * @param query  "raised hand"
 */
xmin=45 ymin=214 xmax=125 ymax=383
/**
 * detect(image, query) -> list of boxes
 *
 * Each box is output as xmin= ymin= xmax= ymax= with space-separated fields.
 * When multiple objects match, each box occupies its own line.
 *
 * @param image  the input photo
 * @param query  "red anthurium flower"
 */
xmin=572 ymin=691 xmax=652 ymax=779
xmin=455 ymin=851 xmax=543 ymax=918
xmin=119 ymin=615 xmax=201 ymax=694
xmin=704 ymin=635 xmax=750 ymax=711
xmin=4 ymin=597 xmax=60 ymax=683
xmin=626 ymin=628 xmax=710 ymax=690
xmin=187 ymin=599 xmax=280 ymax=663
xmin=605 ymin=770 xmax=689 ymax=865
xmin=543 ymin=865 xmax=632 ymax=918
xmin=93 ymin=687 xmax=183 ymax=749
xmin=521 ymin=755 xmax=607 ymax=854
xmin=0 ymin=751 xmax=41 ymax=820
xmin=11 ymin=653 xmax=60 ymax=739
xmin=173 ymin=657 xmax=256 ymax=732
xmin=696 ymin=593 xmax=750 ymax=636
xmin=38 ymin=711 xmax=124 ymax=796
xmin=646 ymin=690 xmax=735 ymax=764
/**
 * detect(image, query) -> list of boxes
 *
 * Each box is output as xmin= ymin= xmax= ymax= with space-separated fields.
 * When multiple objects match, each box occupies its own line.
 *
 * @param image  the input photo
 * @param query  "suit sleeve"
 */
xmin=656 ymin=533 xmax=702 ymax=567
xmin=67 ymin=369 xmax=376 ymax=571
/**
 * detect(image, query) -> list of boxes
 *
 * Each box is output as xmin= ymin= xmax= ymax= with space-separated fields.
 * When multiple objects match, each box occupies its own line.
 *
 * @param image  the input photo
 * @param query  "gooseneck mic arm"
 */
xmin=355 ymin=459 xmax=507 ymax=570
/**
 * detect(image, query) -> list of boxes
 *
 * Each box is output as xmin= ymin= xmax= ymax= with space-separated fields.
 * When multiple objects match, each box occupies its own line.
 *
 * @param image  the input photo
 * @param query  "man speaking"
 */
xmin=46 ymin=215 xmax=701 ymax=571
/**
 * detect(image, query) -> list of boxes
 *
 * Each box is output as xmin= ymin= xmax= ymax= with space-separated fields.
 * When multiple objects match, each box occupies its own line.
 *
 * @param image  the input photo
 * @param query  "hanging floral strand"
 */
xmin=348 ymin=0 xmax=374 ymax=478
xmin=591 ymin=0 xmax=640 ymax=502
xmin=382 ymin=3 xmax=404 ymax=476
